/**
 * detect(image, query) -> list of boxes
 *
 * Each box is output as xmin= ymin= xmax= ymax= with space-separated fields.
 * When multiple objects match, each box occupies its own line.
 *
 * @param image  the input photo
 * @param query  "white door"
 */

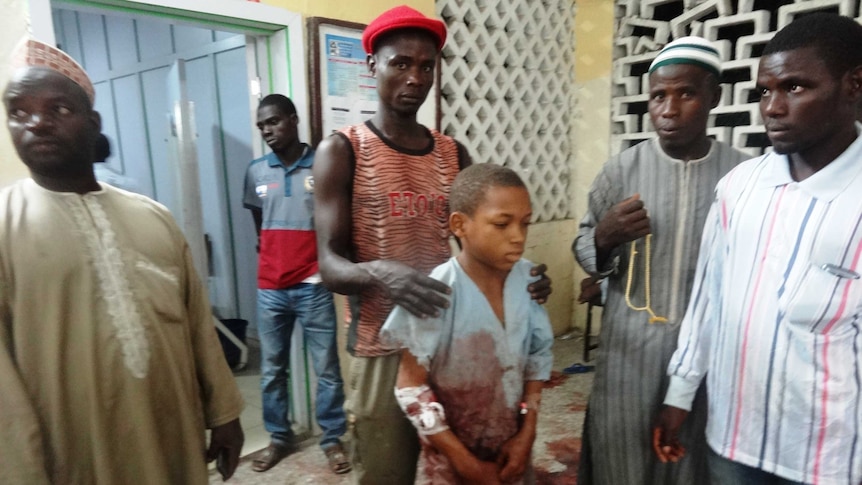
xmin=165 ymin=59 xmax=208 ymax=279
xmin=48 ymin=2 xmax=317 ymax=437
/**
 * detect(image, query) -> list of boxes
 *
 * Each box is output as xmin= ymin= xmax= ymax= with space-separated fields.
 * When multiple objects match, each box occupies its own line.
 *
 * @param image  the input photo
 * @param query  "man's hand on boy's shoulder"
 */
xmin=368 ymin=260 xmax=451 ymax=318
xmin=529 ymin=263 xmax=552 ymax=304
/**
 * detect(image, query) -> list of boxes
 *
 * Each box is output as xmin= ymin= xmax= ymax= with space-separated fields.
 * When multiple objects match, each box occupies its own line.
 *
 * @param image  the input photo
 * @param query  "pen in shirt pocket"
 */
xmin=820 ymin=263 xmax=861 ymax=280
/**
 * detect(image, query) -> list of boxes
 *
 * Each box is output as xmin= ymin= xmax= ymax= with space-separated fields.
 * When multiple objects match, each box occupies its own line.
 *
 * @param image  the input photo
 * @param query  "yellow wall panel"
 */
xmin=571 ymin=0 xmax=614 ymax=333
xmin=0 ymin=0 xmax=30 ymax=187
xmin=261 ymin=0 xmax=435 ymax=24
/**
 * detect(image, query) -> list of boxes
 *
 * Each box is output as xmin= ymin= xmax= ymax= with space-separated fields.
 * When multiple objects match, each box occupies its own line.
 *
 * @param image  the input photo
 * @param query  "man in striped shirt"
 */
xmin=655 ymin=13 xmax=862 ymax=485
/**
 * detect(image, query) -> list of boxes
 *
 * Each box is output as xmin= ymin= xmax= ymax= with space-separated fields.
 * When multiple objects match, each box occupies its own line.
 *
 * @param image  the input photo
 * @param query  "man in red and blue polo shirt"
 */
xmin=242 ymin=94 xmax=349 ymax=474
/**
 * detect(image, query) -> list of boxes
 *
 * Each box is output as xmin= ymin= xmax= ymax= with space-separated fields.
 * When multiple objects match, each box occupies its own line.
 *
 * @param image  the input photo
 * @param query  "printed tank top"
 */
xmin=338 ymin=120 xmax=461 ymax=356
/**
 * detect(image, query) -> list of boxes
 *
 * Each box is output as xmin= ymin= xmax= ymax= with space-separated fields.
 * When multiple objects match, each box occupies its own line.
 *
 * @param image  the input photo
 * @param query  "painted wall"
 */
xmin=570 ymin=0 xmax=614 ymax=332
xmin=0 ymin=0 xmax=30 ymax=186
xmin=262 ymin=0 xmax=436 ymax=23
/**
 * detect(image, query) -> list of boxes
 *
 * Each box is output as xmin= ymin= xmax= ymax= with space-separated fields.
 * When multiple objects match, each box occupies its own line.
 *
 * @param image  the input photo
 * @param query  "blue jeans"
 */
xmin=258 ymin=283 xmax=347 ymax=449
xmin=708 ymin=447 xmax=807 ymax=485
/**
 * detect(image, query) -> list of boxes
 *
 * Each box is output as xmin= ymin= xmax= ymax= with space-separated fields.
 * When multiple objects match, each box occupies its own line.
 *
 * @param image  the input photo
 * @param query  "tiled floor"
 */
xmin=211 ymin=330 xmax=595 ymax=484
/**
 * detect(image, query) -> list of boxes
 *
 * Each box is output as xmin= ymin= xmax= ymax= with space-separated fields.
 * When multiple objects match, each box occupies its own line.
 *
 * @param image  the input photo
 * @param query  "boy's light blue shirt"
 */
xmin=381 ymin=257 xmax=554 ymax=407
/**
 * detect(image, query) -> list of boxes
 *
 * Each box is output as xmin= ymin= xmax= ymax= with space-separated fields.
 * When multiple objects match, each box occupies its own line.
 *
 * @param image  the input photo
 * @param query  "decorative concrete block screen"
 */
xmin=437 ymin=1 xmax=577 ymax=222
xmin=612 ymin=0 xmax=858 ymax=157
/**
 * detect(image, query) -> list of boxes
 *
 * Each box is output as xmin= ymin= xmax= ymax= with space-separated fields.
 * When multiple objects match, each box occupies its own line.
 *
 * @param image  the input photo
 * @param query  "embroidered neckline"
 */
xmin=67 ymin=193 xmax=150 ymax=378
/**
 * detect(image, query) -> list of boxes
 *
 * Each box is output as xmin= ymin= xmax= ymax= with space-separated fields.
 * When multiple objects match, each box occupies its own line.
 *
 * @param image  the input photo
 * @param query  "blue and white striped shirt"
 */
xmin=665 ymin=132 xmax=862 ymax=485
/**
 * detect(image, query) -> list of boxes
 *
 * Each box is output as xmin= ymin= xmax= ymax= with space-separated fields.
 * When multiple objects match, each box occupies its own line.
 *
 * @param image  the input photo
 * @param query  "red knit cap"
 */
xmin=362 ymin=5 xmax=447 ymax=54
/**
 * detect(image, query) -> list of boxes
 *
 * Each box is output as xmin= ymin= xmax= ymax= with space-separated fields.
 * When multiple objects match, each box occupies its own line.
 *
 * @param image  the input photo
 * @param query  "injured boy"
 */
xmin=381 ymin=163 xmax=554 ymax=484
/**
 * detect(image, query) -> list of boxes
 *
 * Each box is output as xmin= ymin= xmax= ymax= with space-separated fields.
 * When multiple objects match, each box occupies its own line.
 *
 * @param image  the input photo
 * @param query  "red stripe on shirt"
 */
xmin=813 ymin=238 xmax=862 ymax=481
xmin=258 ymin=229 xmax=318 ymax=289
xmin=730 ymin=186 xmax=786 ymax=459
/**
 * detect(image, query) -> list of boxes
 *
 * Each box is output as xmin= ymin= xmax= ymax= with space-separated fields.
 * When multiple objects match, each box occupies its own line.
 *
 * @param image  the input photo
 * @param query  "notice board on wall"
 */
xmin=308 ymin=17 xmax=375 ymax=147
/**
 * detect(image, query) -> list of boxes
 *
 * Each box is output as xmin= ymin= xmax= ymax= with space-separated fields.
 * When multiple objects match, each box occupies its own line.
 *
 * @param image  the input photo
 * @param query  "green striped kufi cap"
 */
xmin=648 ymin=36 xmax=721 ymax=77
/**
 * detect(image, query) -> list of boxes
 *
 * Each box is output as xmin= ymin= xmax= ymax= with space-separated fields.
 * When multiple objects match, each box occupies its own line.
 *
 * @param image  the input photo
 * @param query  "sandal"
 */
xmin=251 ymin=442 xmax=295 ymax=472
xmin=563 ymin=362 xmax=595 ymax=374
xmin=324 ymin=443 xmax=351 ymax=474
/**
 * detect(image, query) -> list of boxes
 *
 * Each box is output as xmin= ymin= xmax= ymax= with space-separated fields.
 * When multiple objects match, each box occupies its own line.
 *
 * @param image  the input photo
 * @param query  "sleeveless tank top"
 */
xmin=338 ymin=120 xmax=461 ymax=356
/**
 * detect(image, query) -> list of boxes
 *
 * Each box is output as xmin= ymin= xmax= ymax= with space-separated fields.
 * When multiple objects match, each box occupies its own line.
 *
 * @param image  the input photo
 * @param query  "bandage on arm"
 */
xmin=521 ymin=390 xmax=542 ymax=415
xmin=516 ymin=381 xmax=544 ymax=438
xmin=393 ymin=350 xmax=491 ymax=478
xmin=395 ymin=384 xmax=449 ymax=437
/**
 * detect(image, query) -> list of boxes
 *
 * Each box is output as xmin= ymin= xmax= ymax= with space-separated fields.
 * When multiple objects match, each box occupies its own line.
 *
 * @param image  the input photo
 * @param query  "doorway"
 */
xmin=37 ymin=0 xmax=318 ymax=447
xmin=53 ymin=6 xmax=259 ymax=325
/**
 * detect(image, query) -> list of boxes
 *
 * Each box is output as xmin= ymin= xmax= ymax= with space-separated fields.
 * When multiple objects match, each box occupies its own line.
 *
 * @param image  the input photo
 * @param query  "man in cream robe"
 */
xmin=0 ymin=39 xmax=244 ymax=484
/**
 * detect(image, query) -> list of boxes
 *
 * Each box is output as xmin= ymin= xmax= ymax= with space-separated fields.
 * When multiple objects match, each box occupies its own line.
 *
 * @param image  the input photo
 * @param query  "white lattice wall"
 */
xmin=437 ymin=0 xmax=577 ymax=222
xmin=613 ymin=0 xmax=861 ymax=157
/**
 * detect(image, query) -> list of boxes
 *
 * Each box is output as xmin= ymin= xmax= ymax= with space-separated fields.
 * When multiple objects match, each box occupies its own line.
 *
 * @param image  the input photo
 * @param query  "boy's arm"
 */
xmin=497 ymin=380 xmax=543 ymax=482
xmin=396 ymin=350 xmax=501 ymax=484
xmin=497 ymin=271 xmax=553 ymax=481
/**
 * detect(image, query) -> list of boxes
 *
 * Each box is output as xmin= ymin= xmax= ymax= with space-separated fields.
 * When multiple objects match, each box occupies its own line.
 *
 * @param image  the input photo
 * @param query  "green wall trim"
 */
xmin=265 ymin=36 xmax=274 ymax=94
xmin=54 ymin=0 xmax=282 ymax=35
xmin=284 ymin=29 xmax=292 ymax=98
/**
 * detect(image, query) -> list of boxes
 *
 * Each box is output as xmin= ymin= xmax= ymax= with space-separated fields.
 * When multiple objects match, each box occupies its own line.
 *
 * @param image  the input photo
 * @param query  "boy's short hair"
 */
xmin=450 ymin=163 xmax=527 ymax=216
xmin=763 ymin=12 xmax=862 ymax=78
xmin=258 ymin=94 xmax=297 ymax=117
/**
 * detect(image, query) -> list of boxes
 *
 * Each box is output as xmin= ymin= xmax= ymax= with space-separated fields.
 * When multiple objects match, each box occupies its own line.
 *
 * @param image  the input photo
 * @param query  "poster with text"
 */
xmin=321 ymin=31 xmax=377 ymax=137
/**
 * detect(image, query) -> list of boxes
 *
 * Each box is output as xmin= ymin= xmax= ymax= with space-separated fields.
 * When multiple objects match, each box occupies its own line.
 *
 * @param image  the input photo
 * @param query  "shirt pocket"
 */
xmin=134 ymin=259 xmax=185 ymax=323
xmin=785 ymin=261 xmax=862 ymax=335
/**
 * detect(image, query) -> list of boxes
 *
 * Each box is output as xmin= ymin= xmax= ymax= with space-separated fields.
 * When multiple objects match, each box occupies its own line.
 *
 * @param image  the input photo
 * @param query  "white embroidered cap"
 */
xmin=649 ymin=36 xmax=722 ymax=77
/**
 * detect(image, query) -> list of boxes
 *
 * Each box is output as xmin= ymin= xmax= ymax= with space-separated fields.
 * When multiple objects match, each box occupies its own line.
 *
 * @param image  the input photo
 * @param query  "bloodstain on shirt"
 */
xmin=381 ymin=258 xmax=555 ymax=484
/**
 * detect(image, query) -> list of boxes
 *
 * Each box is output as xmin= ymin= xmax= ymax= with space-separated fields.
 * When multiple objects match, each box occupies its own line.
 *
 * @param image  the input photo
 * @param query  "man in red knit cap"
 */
xmin=313 ymin=5 xmax=551 ymax=484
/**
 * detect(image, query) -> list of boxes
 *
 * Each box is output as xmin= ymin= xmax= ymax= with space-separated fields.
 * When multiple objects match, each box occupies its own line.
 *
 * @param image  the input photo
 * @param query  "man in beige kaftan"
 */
xmin=0 ymin=39 xmax=244 ymax=484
